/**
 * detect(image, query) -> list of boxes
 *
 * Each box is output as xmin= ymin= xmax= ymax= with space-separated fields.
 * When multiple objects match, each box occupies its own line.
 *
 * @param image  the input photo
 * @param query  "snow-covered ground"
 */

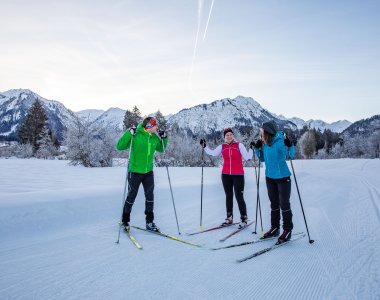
xmin=0 ymin=158 xmax=379 ymax=300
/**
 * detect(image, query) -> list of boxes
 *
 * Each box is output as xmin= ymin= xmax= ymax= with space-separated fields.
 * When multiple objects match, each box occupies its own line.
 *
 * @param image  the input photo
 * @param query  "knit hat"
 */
xmin=223 ymin=127 xmax=233 ymax=137
xmin=261 ymin=120 xmax=278 ymax=136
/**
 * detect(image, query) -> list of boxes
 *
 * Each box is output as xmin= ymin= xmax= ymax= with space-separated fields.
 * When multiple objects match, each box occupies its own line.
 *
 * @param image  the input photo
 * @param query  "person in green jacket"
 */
xmin=116 ymin=116 xmax=168 ymax=232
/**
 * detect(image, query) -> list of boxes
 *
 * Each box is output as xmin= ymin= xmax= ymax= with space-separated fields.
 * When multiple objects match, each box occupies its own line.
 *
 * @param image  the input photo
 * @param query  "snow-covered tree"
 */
xmin=35 ymin=125 xmax=57 ymax=159
xmin=299 ymin=130 xmax=316 ymax=159
xmin=14 ymin=143 xmax=34 ymax=158
xmin=64 ymin=116 xmax=116 ymax=167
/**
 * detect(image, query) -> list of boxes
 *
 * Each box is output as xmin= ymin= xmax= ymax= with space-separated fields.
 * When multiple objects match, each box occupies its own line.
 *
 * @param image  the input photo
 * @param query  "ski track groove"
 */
xmin=360 ymin=177 xmax=380 ymax=222
xmin=317 ymin=208 xmax=358 ymax=299
xmin=1 ymin=160 xmax=380 ymax=299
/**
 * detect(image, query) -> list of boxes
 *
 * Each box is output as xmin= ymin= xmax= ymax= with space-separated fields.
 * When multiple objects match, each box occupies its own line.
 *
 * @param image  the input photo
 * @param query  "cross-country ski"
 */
xmin=186 ymin=222 xmax=239 ymax=236
xmin=237 ymin=233 xmax=307 ymax=263
xmin=124 ymin=228 xmax=143 ymax=250
xmin=212 ymin=232 xmax=304 ymax=250
xmin=131 ymin=225 xmax=202 ymax=248
xmin=219 ymin=220 xmax=255 ymax=242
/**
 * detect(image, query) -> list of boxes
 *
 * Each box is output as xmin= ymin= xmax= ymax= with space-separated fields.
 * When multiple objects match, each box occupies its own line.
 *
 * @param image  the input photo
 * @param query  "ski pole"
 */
xmin=253 ymin=152 xmax=263 ymax=234
xmin=289 ymin=158 xmax=315 ymax=244
xmin=116 ymin=136 xmax=134 ymax=244
xmin=161 ymin=137 xmax=181 ymax=235
xmin=200 ymin=145 xmax=205 ymax=229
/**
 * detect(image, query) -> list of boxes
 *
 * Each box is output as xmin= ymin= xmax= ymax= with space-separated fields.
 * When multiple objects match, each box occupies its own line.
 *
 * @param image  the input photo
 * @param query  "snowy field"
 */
xmin=0 ymin=158 xmax=379 ymax=300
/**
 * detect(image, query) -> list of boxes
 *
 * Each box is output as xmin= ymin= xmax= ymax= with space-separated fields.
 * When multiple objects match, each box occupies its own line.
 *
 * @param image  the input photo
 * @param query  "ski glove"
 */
xmin=158 ymin=130 xmax=167 ymax=138
xmin=254 ymin=140 xmax=263 ymax=149
xmin=129 ymin=127 xmax=136 ymax=135
xmin=249 ymin=141 xmax=255 ymax=149
xmin=284 ymin=138 xmax=292 ymax=147
xmin=200 ymin=138 xmax=206 ymax=148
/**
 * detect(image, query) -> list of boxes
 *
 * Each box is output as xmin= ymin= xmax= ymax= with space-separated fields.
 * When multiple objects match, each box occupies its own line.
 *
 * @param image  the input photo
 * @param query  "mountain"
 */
xmin=92 ymin=107 xmax=126 ymax=132
xmin=167 ymin=95 xmax=297 ymax=136
xmin=0 ymin=89 xmax=361 ymax=142
xmin=76 ymin=109 xmax=105 ymax=122
xmin=0 ymin=89 xmax=76 ymax=141
xmin=341 ymin=114 xmax=380 ymax=138
xmin=276 ymin=115 xmax=351 ymax=133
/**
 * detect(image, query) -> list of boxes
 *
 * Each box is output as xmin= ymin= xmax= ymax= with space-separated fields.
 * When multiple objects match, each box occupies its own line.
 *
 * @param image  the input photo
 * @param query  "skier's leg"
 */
xmin=265 ymin=176 xmax=280 ymax=228
xmin=142 ymin=171 xmax=155 ymax=223
xmin=122 ymin=172 xmax=143 ymax=223
xmin=278 ymin=177 xmax=293 ymax=231
xmin=233 ymin=175 xmax=247 ymax=220
xmin=221 ymin=174 xmax=234 ymax=219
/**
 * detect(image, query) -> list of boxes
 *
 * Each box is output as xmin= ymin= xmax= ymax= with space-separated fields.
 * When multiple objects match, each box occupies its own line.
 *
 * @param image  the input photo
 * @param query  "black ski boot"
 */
xmin=146 ymin=222 xmax=160 ymax=232
xmin=260 ymin=227 xmax=279 ymax=239
xmin=276 ymin=230 xmax=292 ymax=244
xmin=238 ymin=215 xmax=248 ymax=229
xmin=123 ymin=222 xmax=130 ymax=232
xmin=221 ymin=216 xmax=233 ymax=226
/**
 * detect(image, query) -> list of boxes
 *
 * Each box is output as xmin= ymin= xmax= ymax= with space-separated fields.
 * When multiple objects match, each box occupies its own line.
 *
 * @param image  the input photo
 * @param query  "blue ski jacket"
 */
xmin=254 ymin=131 xmax=295 ymax=179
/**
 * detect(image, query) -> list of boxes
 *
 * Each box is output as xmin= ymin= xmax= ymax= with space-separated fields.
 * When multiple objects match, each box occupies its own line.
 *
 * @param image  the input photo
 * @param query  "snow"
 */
xmin=76 ymin=109 xmax=105 ymax=122
xmin=0 ymin=158 xmax=379 ymax=299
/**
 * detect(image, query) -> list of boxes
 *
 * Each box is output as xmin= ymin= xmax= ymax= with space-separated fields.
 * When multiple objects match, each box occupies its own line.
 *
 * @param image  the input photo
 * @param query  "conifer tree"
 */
xmin=123 ymin=106 xmax=142 ymax=130
xmin=17 ymin=99 xmax=48 ymax=153
xmin=155 ymin=110 xmax=167 ymax=130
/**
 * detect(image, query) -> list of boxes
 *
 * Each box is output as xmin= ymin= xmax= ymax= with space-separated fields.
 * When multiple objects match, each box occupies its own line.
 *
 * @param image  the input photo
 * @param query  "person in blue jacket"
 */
xmin=251 ymin=120 xmax=296 ymax=244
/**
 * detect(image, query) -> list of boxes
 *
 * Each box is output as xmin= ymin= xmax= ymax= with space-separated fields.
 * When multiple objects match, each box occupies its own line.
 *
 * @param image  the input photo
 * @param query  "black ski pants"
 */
xmin=221 ymin=174 xmax=247 ymax=219
xmin=122 ymin=171 xmax=155 ymax=223
xmin=265 ymin=176 xmax=293 ymax=231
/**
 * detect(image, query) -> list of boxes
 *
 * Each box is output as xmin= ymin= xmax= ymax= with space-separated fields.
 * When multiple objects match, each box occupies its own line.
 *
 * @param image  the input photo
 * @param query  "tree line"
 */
xmin=1 ymin=100 xmax=379 ymax=166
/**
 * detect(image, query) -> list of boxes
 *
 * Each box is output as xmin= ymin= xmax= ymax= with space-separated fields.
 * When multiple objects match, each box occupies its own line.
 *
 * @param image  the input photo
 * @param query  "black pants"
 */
xmin=122 ymin=171 xmax=155 ymax=223
xmin=221 ymin=174 xmax=247 ymax=219
xmin=265 ymin=176 xmax=293 ymax=231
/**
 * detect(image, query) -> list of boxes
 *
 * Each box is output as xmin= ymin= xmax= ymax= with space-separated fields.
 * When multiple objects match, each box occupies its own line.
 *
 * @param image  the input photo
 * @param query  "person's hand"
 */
xmin=158 ymin=130 xmax=167 ymax=138
xmin=129 ymin=127 xmax=136 ymax=135
xmin=284 ymin=137 xmax=292 ymax=147
xmin=255 ymin=140 xmax=263 ymax=149
xmin=249 ymin=141 xmax=255 ymax=149
xmin=200 ymin=138 xmax=206 ymax=148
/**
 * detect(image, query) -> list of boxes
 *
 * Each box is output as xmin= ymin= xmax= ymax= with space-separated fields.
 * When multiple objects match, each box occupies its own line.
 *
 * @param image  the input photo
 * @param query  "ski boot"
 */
xmin=238 ymin=215 xmax=248 ymax=229
xmin=276 ymin=230 xmax=292 ymax=244
xmin=146 ymin=222 xmax=160 ymax=232
xmin=260 ymin=227 xmax=279 ymax=239
xmin=221 ymin=216 xmax=233 ymax=227
xmin=122 ymin=222 xmax=130 ymax=232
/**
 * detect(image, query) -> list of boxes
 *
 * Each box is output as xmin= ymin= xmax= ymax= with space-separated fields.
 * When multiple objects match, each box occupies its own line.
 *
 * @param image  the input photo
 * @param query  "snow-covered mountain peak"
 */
xmin=168 ymin=95 xmax=295 ymax=135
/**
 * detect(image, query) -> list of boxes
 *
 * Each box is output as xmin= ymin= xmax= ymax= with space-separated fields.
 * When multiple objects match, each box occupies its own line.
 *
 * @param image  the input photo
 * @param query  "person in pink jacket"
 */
xmin=200 ymin=128 xmax=253 ymax=228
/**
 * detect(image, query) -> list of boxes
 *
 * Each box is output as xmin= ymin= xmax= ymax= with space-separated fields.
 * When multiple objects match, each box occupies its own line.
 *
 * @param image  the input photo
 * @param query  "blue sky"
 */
xmin=0 ymin=0 xmax=379 ymax=122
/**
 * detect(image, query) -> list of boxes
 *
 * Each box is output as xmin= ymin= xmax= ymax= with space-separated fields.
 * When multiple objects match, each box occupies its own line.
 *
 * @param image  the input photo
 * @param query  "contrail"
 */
xmin=188 ymin=0 xmax=204 ymax=86
xmin=203 ymin=0 xmax=215 ymax=40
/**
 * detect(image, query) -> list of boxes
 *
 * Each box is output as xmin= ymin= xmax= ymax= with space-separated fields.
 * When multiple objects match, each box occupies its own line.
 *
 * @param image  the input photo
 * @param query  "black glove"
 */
xmin=158 ymin=130 xmax=167 ymax=138
xmin=293 ymin=139 xmax=297 ymax=146
xmin=284 ymin=137 xmax=292 ymax=147
xmin=255 ymin=140 xmax=262 ymax=149
xmin=129 ymin=127 xmax=136 ymax=135
xmin=249 ymin=141 xmax=255 ymax=149
xmin=200 ymin=138 xmax=206 ymax=148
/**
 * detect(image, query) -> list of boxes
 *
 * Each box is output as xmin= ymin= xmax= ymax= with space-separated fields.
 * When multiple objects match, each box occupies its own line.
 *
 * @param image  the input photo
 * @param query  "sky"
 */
xmin=0 ymin=0 xmax=379 ymax=123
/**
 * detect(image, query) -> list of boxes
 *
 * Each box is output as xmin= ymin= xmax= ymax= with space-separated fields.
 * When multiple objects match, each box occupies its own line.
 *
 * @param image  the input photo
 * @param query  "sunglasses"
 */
xmin=145 ymin=119 xmax=157 ymax=129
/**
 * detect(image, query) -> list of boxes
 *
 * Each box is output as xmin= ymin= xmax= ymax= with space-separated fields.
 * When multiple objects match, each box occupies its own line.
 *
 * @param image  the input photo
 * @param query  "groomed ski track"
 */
xmin=0 ymin=158 xmax=379 ymax=299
